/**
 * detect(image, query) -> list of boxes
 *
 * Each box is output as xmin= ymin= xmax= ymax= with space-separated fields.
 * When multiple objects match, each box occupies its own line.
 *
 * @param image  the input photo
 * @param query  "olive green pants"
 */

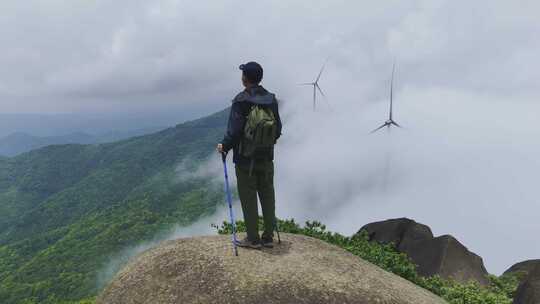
xmin=235 ymin=160 xmax=276 ymax=241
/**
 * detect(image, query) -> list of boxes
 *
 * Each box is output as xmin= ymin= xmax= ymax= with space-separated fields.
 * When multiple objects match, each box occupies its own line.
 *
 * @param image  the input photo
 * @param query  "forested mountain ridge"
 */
xmin=0 ymin=127 xmax=164 ymax=157
xmin=0 ymin=109 xmax=229 ymax=304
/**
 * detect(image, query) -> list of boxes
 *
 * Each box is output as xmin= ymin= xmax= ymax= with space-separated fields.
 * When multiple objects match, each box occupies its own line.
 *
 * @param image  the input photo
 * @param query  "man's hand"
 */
xmin=216 ymin=143 xmax=224 ymax=154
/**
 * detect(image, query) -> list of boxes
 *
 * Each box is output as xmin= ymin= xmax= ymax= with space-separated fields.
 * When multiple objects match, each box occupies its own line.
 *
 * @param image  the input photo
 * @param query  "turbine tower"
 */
xmin=299 ymin=60 xmax=328 ymax=111
xmin=371 ymin=63 xmax=402 ymax=133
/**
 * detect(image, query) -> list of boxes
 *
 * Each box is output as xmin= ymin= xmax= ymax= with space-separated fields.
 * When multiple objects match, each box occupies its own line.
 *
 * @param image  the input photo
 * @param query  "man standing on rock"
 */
xmin=217 ymin=61 xmax=282 ymax=249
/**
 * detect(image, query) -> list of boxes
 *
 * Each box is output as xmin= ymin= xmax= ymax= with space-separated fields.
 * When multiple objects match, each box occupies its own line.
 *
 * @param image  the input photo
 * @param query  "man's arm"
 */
xmin=273 ymin=101 xmax=282 ymax=141
xmin=221 ymin=102 xmax=246 ymax=152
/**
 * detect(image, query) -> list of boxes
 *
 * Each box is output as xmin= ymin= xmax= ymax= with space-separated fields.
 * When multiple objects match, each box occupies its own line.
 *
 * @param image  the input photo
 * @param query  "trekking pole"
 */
xmin=221 ymin=152 xmax=239 ymax=256
xmin=275 ymin=217 xmax=281 ymax=244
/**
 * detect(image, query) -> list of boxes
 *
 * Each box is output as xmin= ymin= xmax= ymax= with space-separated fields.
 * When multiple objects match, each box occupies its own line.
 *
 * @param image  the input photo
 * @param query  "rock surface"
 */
xmin=505 ymin=259 xmax=540 ymax=277
xmin=97 ymin=233 xmax=447 ymax=304
xmin=358 ymin=218 xmax=434 ymax=252
xmin=358 ymin=218 xmax=489 ymax=285
xmin=406 ymin=235 xmax=489 ymax=285
xmin=513 ymin=264 xmax=540 ymax=304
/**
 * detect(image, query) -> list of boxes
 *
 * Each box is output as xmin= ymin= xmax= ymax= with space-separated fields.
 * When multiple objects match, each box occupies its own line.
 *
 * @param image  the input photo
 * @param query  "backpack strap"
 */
xmin=248 ymin=158 xmax=255 ymax=177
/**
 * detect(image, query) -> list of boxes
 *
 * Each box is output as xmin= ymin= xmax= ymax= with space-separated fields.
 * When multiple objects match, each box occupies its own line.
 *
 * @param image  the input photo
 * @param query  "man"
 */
xmin=217 ymin=61 xmax=282 ymax=249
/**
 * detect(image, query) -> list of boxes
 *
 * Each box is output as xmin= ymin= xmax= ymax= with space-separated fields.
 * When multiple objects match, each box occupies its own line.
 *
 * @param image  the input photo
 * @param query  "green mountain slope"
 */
xmin=0 ymin=109 xmax=228 ymax=304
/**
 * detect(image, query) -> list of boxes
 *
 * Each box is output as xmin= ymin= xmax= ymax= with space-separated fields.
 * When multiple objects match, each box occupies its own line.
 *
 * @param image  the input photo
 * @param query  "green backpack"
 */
xmin=240 ymin=105 xmax=277 ymax=158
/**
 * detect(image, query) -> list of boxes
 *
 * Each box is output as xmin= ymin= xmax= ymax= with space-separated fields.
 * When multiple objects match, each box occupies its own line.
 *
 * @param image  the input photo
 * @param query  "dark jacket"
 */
xmin=221 ymin=85 xmax=282 ymax=164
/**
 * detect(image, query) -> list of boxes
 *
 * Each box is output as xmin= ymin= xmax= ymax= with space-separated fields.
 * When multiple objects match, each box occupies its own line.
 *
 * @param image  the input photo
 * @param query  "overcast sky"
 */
xmin=3 ymin=0 xmax=537 ymax=114
xmin=3 ymin=0 xmax=540 ymax=275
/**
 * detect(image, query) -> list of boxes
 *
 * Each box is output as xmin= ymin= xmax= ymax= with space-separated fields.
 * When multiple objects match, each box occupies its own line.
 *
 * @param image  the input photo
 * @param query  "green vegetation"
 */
xmin=218 ymin=219 xmax=522 ymax=304
xmin=0 ymin=109 xmax=228 ymax=304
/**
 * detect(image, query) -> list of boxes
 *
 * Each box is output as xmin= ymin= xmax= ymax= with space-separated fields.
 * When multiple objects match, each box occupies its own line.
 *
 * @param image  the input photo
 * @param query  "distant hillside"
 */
xmin=0 ymin=109 xmax=228 ymax=304
xmin=0 ymin=127 xmax=164 ymax=157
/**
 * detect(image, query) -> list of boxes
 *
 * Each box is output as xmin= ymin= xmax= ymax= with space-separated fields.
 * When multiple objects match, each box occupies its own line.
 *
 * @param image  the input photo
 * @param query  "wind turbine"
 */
xmin=371 ymin=63 xmax=402 ymax=133
xmin=299 ymin=60 xmax=328 ymax=111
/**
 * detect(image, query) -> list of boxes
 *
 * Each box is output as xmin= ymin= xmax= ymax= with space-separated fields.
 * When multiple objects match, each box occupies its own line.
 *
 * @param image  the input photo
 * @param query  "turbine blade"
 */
xmin=298 ymin=82 xmax=314 ymax=86
xmin=317 ymin=84 xmax=333 ymax=110
xmin=315 ymin=58 xmax=329 ymax=82
xmin=389 ymin=62 xmax=396 ymax=120
xmin=315 ymin=83 xmax=326 ymax=98
xmin=391 ymin=121 xmax=402 ymax=128
xmin=370 ymin=123 xmax=388 ymax=134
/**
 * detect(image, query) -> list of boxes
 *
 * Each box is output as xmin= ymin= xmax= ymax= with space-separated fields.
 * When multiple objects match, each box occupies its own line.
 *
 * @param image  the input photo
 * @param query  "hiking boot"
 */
xmin=261 ymin=236 xmax=274 ymax=248
xmin=234 ymin=237 xmax=262 ymax=250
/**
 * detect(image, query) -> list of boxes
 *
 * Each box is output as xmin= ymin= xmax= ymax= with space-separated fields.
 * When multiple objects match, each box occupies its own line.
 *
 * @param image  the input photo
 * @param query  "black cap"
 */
xmin=239 ymin=61 xmax=263 ymax=84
